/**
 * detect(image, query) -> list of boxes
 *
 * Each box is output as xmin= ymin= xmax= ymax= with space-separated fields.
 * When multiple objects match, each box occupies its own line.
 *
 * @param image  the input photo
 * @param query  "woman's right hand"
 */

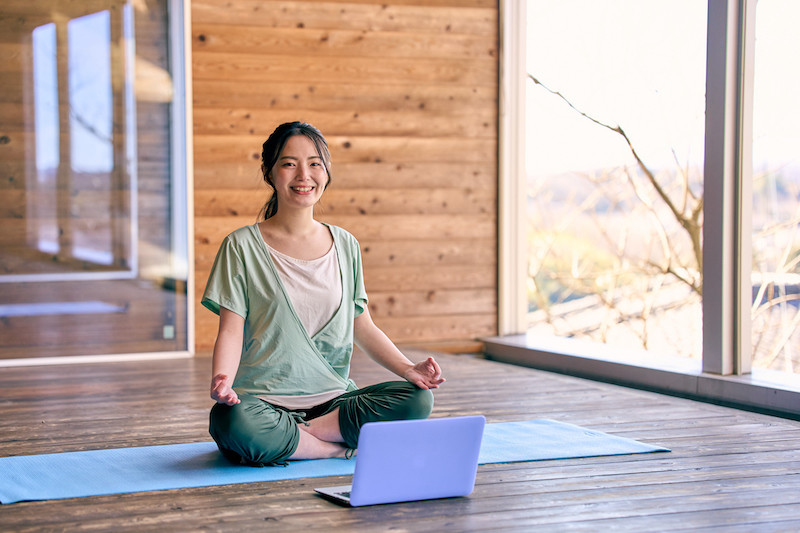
xmin=211 ymin=373 xmax=240 ymax=405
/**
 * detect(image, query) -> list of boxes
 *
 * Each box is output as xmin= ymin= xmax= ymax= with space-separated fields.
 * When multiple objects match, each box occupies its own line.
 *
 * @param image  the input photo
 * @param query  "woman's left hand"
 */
xmin=404 ymin=357 xmax=445 ymax=390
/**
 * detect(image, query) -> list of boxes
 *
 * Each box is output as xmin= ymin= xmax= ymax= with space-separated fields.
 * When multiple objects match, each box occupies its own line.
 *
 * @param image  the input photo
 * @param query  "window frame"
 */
xmin=493 ymin=0 xmax=800 ymax=419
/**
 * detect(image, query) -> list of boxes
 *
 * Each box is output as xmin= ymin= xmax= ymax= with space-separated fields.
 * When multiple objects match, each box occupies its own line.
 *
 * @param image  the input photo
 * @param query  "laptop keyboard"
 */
xmin=336 ymin=491 xmax=351 ymax=498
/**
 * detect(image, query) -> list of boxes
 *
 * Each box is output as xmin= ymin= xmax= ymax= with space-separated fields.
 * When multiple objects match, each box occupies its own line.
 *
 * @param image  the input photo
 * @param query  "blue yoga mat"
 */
xmin=0 ymin=419 xmax=668 ymax=504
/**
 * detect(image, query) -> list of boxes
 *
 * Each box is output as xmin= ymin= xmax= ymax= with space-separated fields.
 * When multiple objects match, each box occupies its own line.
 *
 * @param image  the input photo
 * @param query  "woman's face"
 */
xmin=268 ymin=134 xmax=329 ymax=212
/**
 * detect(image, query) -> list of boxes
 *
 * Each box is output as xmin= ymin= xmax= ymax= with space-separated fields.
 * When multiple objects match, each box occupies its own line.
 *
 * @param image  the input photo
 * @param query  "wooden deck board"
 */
xmin=1 ymin=350 xmax=799 ymax=531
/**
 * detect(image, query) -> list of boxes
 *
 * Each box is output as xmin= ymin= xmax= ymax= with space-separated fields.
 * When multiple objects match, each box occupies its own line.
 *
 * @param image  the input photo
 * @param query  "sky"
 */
xmin=525 ymin=0 xmax=799 ymax=179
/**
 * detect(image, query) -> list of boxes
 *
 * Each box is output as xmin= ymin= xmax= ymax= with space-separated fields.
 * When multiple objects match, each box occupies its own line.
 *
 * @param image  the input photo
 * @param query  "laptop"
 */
xmin=314 ymin=415 xmax=485 ymax=507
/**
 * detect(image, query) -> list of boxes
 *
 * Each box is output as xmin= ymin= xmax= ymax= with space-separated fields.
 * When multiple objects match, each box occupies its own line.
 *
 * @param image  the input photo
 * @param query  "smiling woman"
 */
xmin=201 ymin=121 xmax=445 ymax=465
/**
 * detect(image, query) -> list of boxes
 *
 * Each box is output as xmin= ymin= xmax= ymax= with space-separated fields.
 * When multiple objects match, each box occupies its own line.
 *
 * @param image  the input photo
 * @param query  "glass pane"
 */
xmin=525 ymin=1 xmax=707 ymax=363
xmin=68 ymin=11 xmax=118 ymax=266
xmin=751 ymin=0 xmax=800 ymax=373
xmin=0 ymin=1 xmax=187 ymax=359
xmin=31 ymin=22 xmax=60 ymax=257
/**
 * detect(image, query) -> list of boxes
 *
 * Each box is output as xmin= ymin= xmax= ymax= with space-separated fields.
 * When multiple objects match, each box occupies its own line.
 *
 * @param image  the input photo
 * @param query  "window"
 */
xmin=493 ymin=0 xmax=799 ymax=417
xmin=525 ymin=1 xmax=707 ymax=365
xmin=751 ymin=0 xmax=800 ymax=373
xmin=0 ymin=0 xmax=190 ymax=362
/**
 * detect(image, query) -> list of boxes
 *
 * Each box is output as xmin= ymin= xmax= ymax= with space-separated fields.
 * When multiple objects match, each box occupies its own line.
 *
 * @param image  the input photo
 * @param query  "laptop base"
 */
xmin=314 ymin=485 xmax=353 ymax=506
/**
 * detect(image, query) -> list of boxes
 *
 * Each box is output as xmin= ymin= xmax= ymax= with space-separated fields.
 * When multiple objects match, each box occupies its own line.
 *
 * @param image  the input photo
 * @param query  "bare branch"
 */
xmin=528 ymin=73 xmax=703 ymax=280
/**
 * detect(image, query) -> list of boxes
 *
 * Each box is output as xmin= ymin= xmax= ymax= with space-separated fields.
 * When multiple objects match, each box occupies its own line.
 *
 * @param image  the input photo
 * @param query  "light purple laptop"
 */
xmin=315 ymin=415 xmax=486 ymax=506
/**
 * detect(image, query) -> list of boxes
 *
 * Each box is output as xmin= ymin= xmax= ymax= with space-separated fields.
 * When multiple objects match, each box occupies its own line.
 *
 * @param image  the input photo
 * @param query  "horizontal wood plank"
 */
xmin=363 ymin=264 xmax=496 ymax=292
xmin=193 ymin=24 xmax=496 ymax=61
xmin=192 ymin=51 xmax=496 ymax=87
xmin=191 ymin=79 xmax=496 ymax=111
xmin=359 ymin=239 xmax=496 ymax=267
xmin=1 ymin=0 xmax=128 ymax=15
xmin=191 ymin=0 xmax=496 ymax=34
xmin=368 ymin=288 xmax=496 ymax=317
xmin=191 ymin=107 xmax=496 ymax=139
xmin=320 ymin=214 xmax=496 ymax=241
xmin=376 ymin=313 xmax=496 ymax=343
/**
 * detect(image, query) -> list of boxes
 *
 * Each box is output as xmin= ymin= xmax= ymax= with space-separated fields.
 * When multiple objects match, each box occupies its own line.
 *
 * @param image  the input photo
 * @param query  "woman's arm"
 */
xmin=353 ymin=307 xmax=445 ymax=390
xmin=210 ymin=307 xmax=245 ymax=405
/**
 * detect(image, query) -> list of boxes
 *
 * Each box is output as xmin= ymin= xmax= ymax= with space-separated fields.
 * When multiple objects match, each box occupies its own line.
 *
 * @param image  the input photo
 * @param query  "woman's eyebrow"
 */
xmin=278 ymin=155 xmax=322 ymax=161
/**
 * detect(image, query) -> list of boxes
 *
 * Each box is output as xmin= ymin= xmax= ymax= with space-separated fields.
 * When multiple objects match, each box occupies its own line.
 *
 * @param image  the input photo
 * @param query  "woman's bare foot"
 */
xmin=290 ymin=424 xmax=348 ymax=459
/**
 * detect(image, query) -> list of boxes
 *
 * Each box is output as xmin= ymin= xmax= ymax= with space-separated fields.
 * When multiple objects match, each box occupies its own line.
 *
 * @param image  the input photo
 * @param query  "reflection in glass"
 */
xmin=32 ymin=23 xmax=59 ymax=256
xmin=68 ymin=11 xmax=116 ymax=266
xmin=0 ymin=0 xmax=187 ymax=360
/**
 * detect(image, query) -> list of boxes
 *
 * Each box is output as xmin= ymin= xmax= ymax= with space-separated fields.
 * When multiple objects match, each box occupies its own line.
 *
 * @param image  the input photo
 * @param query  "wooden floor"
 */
xmin=1 ymin=349 xmax=800 ymax=532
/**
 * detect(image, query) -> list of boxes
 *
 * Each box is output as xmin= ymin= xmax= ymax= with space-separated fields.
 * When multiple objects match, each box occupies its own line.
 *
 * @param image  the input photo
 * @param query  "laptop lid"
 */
xmin=321 ymin=415 xmax=485 ymax=507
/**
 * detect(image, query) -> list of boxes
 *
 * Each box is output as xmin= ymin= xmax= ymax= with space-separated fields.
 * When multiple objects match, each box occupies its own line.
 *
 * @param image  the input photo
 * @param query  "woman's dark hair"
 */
xmin=258 ymin=121 xmax=332 ymax=221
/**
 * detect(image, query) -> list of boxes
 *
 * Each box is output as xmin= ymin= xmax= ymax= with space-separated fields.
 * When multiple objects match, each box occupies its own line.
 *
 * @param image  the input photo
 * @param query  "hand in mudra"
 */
xmin=211 ymin=373 xmax=240 ymax=405
xmin=404 ymin=357 xmax=445 ymax=390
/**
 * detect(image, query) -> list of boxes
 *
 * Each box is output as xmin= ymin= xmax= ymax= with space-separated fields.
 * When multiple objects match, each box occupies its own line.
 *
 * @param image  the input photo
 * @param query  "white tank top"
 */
xmin=262 ymin=242 xmax=346 ymax=409
xmin=265 ymin=242 xmax=343 ymax=339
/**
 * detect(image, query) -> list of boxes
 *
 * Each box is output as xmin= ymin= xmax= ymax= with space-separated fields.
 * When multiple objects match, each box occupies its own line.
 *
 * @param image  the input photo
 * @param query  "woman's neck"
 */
xmin=259 ymin=210 xmax=332 ymax=260
xmin=264 ymin=209 xmax=318 ymax=238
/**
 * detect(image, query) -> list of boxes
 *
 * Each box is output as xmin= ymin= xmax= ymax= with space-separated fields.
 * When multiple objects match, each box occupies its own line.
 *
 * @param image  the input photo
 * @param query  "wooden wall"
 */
xmin=192 ymin=0 xmax=499 ymax=353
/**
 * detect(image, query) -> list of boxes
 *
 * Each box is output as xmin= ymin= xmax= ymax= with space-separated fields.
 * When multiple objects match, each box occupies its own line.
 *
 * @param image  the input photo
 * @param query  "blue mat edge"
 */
xmin=0 ymin=419 xmax=670 ymax=504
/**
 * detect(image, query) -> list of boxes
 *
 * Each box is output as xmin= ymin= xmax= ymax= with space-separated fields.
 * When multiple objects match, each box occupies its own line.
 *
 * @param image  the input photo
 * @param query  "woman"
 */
xmin=202 ymin=121 xmax=444 ymax=466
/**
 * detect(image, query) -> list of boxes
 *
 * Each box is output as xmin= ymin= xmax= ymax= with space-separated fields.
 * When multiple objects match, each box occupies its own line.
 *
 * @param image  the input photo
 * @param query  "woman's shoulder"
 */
xmin=223 ymin=224 xmax=260 ymax=243
xmin=215 ymin=224 xmax=263 ymax=255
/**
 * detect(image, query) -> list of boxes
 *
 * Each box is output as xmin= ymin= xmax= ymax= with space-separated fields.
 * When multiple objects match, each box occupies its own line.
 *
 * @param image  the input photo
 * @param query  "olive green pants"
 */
xmin=209 ymin=381 xmax=434 ymax=466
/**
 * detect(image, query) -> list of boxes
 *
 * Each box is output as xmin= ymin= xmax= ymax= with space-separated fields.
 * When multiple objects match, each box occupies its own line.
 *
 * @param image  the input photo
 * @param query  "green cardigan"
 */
xmin=202 ymin=223 xmax=367 ymax=398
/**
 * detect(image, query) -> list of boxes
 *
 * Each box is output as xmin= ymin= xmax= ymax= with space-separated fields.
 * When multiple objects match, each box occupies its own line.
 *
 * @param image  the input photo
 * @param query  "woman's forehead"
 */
xmin=279 ymin=135 xmax=322 ymax=159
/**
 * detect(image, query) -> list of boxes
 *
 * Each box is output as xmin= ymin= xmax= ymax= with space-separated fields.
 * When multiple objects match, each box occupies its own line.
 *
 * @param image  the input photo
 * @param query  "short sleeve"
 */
xmin=351 ymin=236 xmax=368 ymax=317
xmin=201 ymin=235 xmax=248 ymax=318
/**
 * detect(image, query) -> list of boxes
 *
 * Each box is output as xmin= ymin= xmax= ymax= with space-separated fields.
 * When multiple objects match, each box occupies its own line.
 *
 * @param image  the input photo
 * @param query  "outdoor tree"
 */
xmin=527 ymin=73 xmax=800 ymax=371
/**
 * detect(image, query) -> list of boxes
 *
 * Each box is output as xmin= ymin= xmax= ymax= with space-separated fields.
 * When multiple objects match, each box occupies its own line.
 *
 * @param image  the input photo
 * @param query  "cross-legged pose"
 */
xmin=202 ymin=121 xmax=445 ymax=466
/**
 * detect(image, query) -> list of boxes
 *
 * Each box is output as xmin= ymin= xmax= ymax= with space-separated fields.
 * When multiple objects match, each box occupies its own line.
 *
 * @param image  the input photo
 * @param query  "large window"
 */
xmin=751 ymin=0 xmax=800 ymax=373
xmin=516 ymin=0 xmax=799 ymax=388
xmin=525 ymin=1 xmax=707 ymax=365
xmin=0 ymin=0 xmax=190 ymax=362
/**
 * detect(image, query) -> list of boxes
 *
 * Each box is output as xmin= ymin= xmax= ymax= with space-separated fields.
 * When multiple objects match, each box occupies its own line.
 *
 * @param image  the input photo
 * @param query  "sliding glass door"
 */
xmin=0 ymin=0 xmax=189 ymax=360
